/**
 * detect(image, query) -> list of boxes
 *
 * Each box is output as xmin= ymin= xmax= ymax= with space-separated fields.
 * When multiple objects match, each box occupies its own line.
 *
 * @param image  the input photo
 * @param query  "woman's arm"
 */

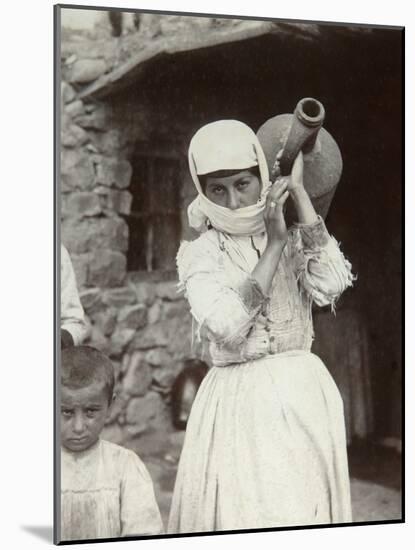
xmin=287 ymin=152 xmax=319 ymax=225
xmin=274 ymin=150 xmax=355 ymax=308
xmin=178 ymin=237 xmax=268 ymax=349
xmin=292 ymin=218 xmax=355 ymax=309
xmin=251 ymin=177 xmax=290 ymax=295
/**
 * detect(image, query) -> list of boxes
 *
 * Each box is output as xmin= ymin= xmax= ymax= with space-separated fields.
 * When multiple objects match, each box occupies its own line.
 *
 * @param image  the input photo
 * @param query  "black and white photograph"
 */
xmin=55 ymin=2 xmax=403 ymax=545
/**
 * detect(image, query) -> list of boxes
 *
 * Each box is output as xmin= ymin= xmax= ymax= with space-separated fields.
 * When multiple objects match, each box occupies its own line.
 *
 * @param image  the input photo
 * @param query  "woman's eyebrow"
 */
xmin=235 ymin=175 xmax=251 ymax=183
xmin=206 ymin=181 xmax=224 ymax=189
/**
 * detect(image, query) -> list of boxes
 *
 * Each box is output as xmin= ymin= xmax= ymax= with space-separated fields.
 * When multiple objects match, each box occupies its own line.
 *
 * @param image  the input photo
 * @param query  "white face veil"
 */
xmin=187 ymin=120 xmax=271 ymax=236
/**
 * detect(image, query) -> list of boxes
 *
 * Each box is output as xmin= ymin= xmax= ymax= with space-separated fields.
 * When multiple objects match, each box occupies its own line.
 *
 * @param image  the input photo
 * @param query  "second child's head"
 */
xmin=60 ymin=346 xmax=115 ymax=453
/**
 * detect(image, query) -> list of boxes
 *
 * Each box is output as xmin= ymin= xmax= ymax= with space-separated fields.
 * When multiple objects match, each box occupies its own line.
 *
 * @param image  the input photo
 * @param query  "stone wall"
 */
xmin=61 ymin=73 xmax=196 ymax=443
xmin=59 ymin=17 xmax=208 ymax=444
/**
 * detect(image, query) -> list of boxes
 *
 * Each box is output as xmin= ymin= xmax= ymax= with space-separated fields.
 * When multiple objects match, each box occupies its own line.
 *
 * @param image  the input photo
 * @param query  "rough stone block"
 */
xmin=88 ymin=249 xmax=127 ymax=288
xmin=97 ymin=188 xmax=133 ymax=216
xmin=105 ymin=391 xmax=129 ymax=425
xmin=152 ymin=368 xmax=176 ymax=389
xmin=103 ymin=286 xmax=138 ymax=307
xmin=124 ymin=423 xmax=147 ymax=438
xmin=125 ymin=391 xmax=165 ymax=427
xmin=121 ymin=352 xmax=131 ymax=375
xmin=61 ymin=38 xmax=118 ymax=62
xmin=122 ymin=351 xmax=152 ymax=396
xmin=164 ymin=317 xmax=193 ymax=359
xmin=61 ymin=149 xmax=95 ymax=191
xmin=145 ymin=348 xmax=170 ymax=368
xmin=79 ymin=288 xmax=103 ymax=314
xmin=91 ymin=307 xmax=118 ymax=337
xmin=68 ymin=59 xmax=107 ymax=84
xmin=127 ymin=280 xmax=157 ymax=306
xmin=147 ymin=301 xmax=161 ymax=324
xmin=117 ymin=304 xmax=147 ymax=330
xmin=110 ymin=327 xmax=136 ymax=357
xmin=93 ymin=155 xmax=132 ymax=189
xmin=61 ymin=124 xmax=89 ymax=148
xmin=61 ymin=81 xmax=76 ymax=104
xmin=89 ymin=130 xmax=129 ymax=156
xmin=162 ymin=300 xmax=190 ymax=320
xmin=61 ymin=217 xmax=129 ymax=254
xmin=75 ymin=105 xmax=108 ymax=131
xmin=69 ymin=253 xmax=89 ymax=289
xmin=130 ymin=323 xmax=169 ymax=350
xmin=101 ymin=423 xmax=124 ymax=445
xmin=88 ymin=325 xmax=110 ymax=355
xmin=65 ymin=99 xmax=85 ymax=119
xmin=112 ymin=364 xmax=122 ymax=383
xmin=62 ymin=191 xmax=102 ymax=219
xmin=156 ymin=281 xmax=181 ymax=301
xmin=107 ymin=190 xmax=133 ymax=215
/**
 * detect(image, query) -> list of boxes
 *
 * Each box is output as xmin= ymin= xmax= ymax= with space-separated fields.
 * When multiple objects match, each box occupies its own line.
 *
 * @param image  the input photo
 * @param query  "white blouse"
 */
xmin=61 ymin=439 xmax=164 ymax=541
xmin=177 ymin=217 xmax=354 ymax=367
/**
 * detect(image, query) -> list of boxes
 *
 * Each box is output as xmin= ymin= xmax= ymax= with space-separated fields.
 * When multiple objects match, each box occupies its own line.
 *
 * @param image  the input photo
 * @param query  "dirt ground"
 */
xmin=132 ymin=431 xmax=402 ymax=530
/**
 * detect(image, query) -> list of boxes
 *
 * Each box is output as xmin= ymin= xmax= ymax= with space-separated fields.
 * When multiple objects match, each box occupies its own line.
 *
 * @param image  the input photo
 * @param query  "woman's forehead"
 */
xmin=205 ymin=169 xmax=258 ymax=186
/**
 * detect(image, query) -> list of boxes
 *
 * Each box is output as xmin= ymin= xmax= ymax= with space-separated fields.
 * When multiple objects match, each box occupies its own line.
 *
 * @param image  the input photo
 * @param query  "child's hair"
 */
xmin=199 ymin=165 xmax=260 ymax=194
xmin=61 ymin=345 xmax=115 ymax=404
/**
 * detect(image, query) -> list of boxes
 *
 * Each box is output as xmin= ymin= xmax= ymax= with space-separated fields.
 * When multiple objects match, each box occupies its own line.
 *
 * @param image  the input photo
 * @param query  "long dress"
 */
xmin=167 ymin=216 xmax=355 ymax=533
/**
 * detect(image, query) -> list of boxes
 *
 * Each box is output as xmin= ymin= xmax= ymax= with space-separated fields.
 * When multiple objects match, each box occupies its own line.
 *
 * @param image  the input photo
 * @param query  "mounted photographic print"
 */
xmin=54 ymin=3 xmax=404 ymax=544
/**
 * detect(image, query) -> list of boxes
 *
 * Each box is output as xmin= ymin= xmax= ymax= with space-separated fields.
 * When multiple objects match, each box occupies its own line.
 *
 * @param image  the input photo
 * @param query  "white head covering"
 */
xmin=187 ymin=120 xmax=271 ymax=235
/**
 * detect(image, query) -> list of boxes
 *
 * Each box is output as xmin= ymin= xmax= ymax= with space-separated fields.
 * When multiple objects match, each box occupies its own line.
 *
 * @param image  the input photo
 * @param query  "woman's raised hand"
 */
xmin=272 ymin=149 xmax=304 ymax=192
xmin=264 ymin=178 xmax=289 ymax=245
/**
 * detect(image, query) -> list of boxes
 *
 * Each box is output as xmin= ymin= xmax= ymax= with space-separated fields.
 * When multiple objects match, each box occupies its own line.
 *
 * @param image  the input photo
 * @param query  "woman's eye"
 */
xmin=86 ymin=409 xmax=99 ymax=418
xmin=61 ymin=409 xmax=73 ymax=418
xmin=237 ymin=180 xmax=250 ymax=190
xmin=211 ymin=186 xmax=224 ymax=195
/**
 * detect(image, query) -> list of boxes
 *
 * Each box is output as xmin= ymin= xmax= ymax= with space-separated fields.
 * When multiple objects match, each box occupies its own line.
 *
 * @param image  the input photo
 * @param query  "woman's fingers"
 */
xmin=281 ymin=190 xmax=289 ymax=204
xmin=267 ymin=178 xmax=288 ymax=202
xmin=265 ymin=190 xmax=289 ymax=220
xmin=268 ymin=190 xmax=289 ymax=208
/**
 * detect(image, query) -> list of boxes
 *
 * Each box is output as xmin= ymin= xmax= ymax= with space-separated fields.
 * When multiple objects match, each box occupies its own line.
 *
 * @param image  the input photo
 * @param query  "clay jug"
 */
xmin=256 ymin=97 xmax=342 ymax=225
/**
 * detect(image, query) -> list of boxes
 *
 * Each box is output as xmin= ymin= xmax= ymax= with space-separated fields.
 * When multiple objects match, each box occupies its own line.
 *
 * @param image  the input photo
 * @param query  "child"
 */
xmin=60 ymin=345 xmax=164 ymax=541
xmin=61 ymin=244 xmax=88 ymax=348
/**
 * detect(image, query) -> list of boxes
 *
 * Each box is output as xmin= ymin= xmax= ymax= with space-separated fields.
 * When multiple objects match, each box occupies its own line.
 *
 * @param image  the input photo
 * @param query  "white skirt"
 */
xmin=167 ymin=351 xmax=352 ymax=533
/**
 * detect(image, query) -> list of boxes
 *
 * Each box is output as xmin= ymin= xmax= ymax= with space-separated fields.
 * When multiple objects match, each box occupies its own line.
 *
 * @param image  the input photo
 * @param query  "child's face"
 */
xmin=61 ymin=382 xmax=112 ymax=452
xmin=205 ymin=170 xmax=261 ymax=210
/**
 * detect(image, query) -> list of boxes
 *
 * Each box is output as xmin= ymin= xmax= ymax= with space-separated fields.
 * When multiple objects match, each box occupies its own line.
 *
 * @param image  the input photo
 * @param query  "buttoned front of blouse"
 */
xmin=177 ymin=217 xmax=354 ymax=367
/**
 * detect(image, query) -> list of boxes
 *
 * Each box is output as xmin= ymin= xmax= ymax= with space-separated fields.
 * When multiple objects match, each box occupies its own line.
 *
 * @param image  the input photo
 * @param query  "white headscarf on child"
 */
xmin=187 ymin=120 xmax=271 ymax=236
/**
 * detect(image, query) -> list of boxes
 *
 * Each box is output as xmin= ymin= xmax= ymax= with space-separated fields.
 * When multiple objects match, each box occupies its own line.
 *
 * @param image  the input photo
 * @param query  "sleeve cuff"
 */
xmin=294 ymin=215 xmax=330 ymax=248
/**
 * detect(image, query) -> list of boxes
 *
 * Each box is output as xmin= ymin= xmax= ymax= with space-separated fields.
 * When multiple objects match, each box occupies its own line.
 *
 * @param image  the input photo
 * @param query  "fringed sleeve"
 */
xmin=177 ymin=234 xmax=266 ymax=349
xmin=291 ymin=216 xmax=356 ymax=312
